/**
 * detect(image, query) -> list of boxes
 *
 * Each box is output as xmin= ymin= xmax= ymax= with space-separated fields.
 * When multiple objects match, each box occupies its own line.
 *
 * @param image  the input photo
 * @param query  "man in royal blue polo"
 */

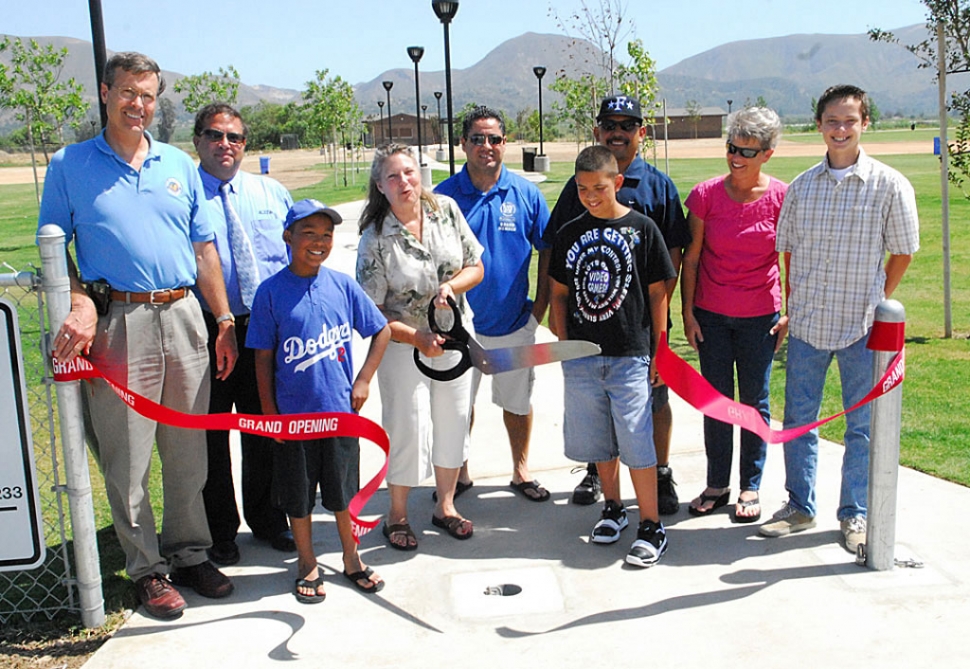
xmin=41 ymin=52 xmax=237 ymax=620
xmin=545 ymin=95 xmax=690 ymax=513
xmin=192 ymin=103 xmax=295 ymax=566
xmin=435 ymin=106 xmax=552 ymax=502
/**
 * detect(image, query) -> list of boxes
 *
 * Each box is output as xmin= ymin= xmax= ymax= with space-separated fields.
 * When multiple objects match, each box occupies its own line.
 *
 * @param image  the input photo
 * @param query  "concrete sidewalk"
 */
xmin=82 ymin=200 xmax=969 ymax=668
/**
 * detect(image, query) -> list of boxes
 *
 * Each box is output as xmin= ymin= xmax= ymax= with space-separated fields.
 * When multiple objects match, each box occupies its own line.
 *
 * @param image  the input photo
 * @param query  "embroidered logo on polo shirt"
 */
xmin=499 ymin=201 xmax=517 ymax=232
xmin=165 ymin=178 xmax=183 ymax=196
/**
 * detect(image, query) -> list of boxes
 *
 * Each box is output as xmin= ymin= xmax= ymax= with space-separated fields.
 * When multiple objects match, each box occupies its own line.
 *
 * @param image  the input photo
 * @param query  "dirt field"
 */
xmin=0 ymin=138 xmax=930 ymax=192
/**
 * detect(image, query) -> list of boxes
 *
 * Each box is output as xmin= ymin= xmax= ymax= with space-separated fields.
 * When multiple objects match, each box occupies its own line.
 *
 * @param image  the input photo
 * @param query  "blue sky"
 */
xmin=4 ymin=0 xmax=929 ymax=90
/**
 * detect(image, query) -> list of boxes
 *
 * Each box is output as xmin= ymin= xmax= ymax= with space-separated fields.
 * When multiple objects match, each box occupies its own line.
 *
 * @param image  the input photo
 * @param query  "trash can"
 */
xmin=522 ymin=147 xmax=537 ymax=172
xmin=259 ymin=156 xmax=271 ymax=174
xmin=934 ymin=137 xmax=941 ymax=156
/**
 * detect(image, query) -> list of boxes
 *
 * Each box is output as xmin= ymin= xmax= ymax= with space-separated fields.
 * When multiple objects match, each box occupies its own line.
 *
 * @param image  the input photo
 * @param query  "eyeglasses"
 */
xmin=598 ymin=119 xmax=641 ymax=132
xmin=114 ymin=87 xmax=157 ymax=105
xmin=468 ymin=134 xmax=503 ymax=146
xmin=726 ymin=142 xmax=763 ymax=158
xmin=201 ymin=128 xmax=247 ymax=145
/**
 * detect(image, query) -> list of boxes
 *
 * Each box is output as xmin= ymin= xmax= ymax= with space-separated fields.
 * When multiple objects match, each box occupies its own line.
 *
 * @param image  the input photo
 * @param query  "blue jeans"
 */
xmin=695 ymin=308 xmax=777 ymax=492
xmin=562 ymin=355 xmax=657 ymax=469
xmin=783 ymin=335 xmax=873 ymax=520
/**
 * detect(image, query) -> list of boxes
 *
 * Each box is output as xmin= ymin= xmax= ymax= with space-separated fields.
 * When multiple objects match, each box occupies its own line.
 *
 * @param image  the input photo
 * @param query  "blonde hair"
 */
xmin=359 ymin=143 xmax=438 ymax=234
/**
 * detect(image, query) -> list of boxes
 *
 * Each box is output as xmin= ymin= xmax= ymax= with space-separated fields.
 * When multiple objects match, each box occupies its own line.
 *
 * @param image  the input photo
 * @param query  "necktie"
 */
xmin=219 ymin=182 xmax=259 ymax=310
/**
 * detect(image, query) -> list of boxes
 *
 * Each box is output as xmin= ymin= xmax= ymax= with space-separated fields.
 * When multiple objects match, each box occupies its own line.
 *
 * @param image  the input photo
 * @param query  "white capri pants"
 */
xmin=378 ymin=340 xmax=473 ymax=487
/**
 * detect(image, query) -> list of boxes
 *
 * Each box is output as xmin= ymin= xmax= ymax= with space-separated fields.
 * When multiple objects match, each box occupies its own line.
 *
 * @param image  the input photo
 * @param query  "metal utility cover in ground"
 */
xmin=0 ymin=298 xmax=45 ymax=571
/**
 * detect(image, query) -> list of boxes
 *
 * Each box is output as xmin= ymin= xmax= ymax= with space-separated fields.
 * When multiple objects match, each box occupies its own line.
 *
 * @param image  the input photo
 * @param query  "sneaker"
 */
xmin=590 ymin=500 xmax=628 ymax=544
xmin=208 ymin=540 xmax=240 ymax=566
xmin=626 ymin=519 xmax=668 ymax=567
xmin=841 ymin=516 xmax=867 ymax=554
xmin=170 ymin=560 xmax=234 ymax=598
xmin=759 ymin=502 xmax=816 ymax=537
xmin=572 ymin=465 xmax=602 ymax=505
xmin=656 ymin=465 xmax=679 ymax=515
xmin=135 ymin=573 xmax=186 ymax=619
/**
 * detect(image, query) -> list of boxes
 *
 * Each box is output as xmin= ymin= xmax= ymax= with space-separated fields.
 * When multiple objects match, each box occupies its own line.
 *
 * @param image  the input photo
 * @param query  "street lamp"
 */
xmin=434 ymin=91 xmax=443 ymax=154
xmin=377 ymin=100 xmax=385 ymax=145
xmin=407 ymin=46 xmax=425 ymax=167
xmin=432 ymin=0 xmax=459 ymax=175
xmin=533 ymin=66 xmax=547 ymax=167
xmin=727 ymin=99 xmax=733 ymax=113
xmin=382 ymin=80 xmax=394 ymax=142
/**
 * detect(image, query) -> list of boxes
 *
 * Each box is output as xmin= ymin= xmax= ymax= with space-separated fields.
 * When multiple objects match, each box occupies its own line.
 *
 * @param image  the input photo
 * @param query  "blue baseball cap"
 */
xmin=284 ymin=198 xmax=343 ymax=229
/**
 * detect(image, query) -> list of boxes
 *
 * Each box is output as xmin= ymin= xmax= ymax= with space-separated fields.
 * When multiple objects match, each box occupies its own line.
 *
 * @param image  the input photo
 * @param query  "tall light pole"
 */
xmin=533 ymin=66 xmax=547 ymax=169
xmin=382 ymin=80 xmax=394 ymax=142
xmin=434 ymin=91 xmax=444 ymax=157
xmin=432 ymin=0 xmax=459 ymax=175
xmin=727 ymin=99 xmax=733 ymax=113
xmin=407 ymin=46 xmax=425 ymax=165
xmin=377 ymin=100 xmax=385 ymax=145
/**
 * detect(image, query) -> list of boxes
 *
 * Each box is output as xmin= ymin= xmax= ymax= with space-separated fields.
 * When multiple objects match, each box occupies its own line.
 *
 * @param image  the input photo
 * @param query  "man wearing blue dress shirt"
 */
xmin=192 ymin=103 xmax=295 ymax=565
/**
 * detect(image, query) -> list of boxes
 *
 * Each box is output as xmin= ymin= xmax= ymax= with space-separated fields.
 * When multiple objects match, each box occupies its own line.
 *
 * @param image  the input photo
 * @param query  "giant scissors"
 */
xmin=413 ymin=296 xmax=601 ymax=382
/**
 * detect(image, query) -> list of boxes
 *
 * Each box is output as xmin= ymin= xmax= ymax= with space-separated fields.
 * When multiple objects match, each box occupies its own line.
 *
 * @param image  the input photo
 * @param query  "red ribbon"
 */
xmin=655 ymin=333 xmax=905 ymax=444
xmin=53 ymin=356 xmax=387 ymax=542
xmin=867 ymin=320 xmax=906 ymax=352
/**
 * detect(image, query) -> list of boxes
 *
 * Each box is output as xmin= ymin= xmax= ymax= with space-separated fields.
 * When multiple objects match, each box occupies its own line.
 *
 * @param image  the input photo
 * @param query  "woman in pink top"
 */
xmin=681 ymin=107 xmax=788 ymax=523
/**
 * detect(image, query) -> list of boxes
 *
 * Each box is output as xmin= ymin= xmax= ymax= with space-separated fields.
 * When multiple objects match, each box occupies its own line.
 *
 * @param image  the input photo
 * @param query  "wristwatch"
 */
xmin=215 ymin=313 xmax=235 ymax=325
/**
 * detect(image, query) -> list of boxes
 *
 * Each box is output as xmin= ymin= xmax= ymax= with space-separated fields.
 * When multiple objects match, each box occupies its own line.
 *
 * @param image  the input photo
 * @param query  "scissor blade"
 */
xmin=471 ymin=340 xmax=601 ymax=375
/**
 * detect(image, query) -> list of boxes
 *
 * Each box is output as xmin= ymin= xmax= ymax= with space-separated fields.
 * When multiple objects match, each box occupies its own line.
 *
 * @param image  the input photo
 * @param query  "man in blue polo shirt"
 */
xmin=545 ymin=95 xmax=690 ymax=514
xmin=192 ymin=103 xmax=295 ymax=566
xmin=41 ymin=52 xmax=237 ymax=620
xmin=435 ymin=106 xmax=552 ymax=502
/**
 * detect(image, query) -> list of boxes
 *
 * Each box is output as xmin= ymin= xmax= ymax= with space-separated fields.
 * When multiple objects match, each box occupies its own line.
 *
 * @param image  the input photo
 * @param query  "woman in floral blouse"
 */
xmin=357 ymin=144 xmax=484 ymax=551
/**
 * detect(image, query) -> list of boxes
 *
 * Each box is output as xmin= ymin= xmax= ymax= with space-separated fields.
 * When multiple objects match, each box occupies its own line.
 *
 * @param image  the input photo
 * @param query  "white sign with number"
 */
xmin=0 ymin=298 xmax=45 ymax=571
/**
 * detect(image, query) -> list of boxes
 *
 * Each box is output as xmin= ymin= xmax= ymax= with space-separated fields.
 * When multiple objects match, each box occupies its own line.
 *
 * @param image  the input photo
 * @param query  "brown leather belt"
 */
xmin=109 ymin=288 xmax=189 ymax=304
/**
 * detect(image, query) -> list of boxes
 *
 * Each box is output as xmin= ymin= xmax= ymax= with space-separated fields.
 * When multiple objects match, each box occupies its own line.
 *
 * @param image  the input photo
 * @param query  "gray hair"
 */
xmin=726 ymin=107 xmax=782 ymax=150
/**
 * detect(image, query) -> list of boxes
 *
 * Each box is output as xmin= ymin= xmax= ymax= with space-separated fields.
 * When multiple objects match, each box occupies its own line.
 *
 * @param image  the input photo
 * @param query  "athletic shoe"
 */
xmin=626 ymin=519 xmax=668 ymax=567
xmin=759 ymin=502 xmax=816 ymax=537
xmin=841 ymin=516 xmax=867 ymax=554
xmin=656 ymin=465 xmax=679 ymax=515
xmin=135 ymin=573 xmax=186 ymax=619
xmin=572 ymin=464 xmax=602 ymax=505
xmin=590 ymin=500 xmax=628 ymax=544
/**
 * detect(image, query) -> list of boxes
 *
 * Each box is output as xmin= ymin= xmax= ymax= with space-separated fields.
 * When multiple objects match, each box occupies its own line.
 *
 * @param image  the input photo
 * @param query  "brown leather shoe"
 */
xmin=170 ymin=561 xmax=234 ymax=599
xmin=135 ymin=573 xmax=186 ymax=619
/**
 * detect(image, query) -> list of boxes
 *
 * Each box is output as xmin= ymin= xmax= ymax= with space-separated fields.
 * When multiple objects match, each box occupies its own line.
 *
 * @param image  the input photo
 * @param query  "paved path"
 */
xmin=82 ymin=198 xmax=969 ymax=669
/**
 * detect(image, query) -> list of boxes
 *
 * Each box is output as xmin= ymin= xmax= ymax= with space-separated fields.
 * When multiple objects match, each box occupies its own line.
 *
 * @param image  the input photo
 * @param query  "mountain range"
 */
xmin=0 ymin=23 xmax=957 ymax=134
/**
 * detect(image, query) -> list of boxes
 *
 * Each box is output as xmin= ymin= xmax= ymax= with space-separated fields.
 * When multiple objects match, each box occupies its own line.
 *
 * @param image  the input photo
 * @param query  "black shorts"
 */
xmin=272 ymin=436 xmax=360 ymax=518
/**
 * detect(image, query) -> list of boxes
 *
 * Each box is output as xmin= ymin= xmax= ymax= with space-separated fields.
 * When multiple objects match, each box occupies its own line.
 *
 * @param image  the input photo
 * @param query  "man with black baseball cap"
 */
xmin=544 ymin=94 xmax=690 ymax=514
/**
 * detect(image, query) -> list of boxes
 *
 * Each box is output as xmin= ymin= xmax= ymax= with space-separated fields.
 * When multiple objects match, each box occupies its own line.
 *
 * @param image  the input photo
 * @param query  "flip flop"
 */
xmin=294 ymin=575 xmax=326 ymax=604
xmin=382 ymin=522 xmax=418 ymax=551
xmin=688 ymin=490 xmax=731 ymax=516
xmin=432 ymin=480 xmax=474 ymax=502
xmin=732 ymin=495 xmax=762 ymax=524
xmin=343 ymin=567 xmax=385 ymax=594
xmin=509 ymin=479 xmax=551 ymax=502
xmin=431 ymin=514 xmax=473 ymax=540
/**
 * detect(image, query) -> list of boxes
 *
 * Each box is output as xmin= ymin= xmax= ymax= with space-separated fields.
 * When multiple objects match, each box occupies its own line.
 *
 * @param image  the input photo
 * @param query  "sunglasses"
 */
xmin=726 ymin=142 xmax=763 ymax=159
xmin=201 ymin=128 xmax=246 ymax=145
xmin=468 ymin=133 xmax=503 ymax=146
xmin=598 ymin=119 xmax=641 ymax=132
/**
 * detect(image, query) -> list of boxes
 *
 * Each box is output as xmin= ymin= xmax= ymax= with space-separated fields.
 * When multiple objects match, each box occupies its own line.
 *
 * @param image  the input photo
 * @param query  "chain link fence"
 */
xmin=0 ymin=267 xmax=79 ymax=623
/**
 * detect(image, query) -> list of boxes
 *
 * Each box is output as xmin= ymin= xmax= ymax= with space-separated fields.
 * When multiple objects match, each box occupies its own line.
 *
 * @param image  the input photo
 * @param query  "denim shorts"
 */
xmin=562 ymin=355 xmax=657 ymax=469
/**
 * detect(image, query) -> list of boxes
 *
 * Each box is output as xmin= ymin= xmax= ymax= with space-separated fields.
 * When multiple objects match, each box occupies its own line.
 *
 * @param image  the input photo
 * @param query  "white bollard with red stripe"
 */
xmin=865 ymin=299 xmax=906 ymax=571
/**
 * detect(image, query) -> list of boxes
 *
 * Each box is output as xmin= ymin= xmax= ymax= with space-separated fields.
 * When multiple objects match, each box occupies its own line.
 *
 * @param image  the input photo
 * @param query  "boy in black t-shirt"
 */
xmin=548 ymin=146 xmax=676 ymax=567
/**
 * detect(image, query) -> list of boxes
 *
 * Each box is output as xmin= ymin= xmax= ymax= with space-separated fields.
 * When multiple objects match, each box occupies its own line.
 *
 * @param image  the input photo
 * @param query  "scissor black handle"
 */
xmin=427 ymin=295 xmax=468 ymax=341
xmin=413 ymin=341 xmax=473 ymax=381
xmin=414 ymin=295 xmax=473 ymax=381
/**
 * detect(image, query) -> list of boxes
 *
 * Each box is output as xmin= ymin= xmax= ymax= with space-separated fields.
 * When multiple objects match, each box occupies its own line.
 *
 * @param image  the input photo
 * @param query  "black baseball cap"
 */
xmin=596 ymin=95 xmax=643 ymax=122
